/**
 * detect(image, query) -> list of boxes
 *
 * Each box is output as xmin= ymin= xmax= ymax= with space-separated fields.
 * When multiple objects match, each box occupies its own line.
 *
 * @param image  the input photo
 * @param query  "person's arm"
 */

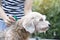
xmin=0 ymin=6 xmax=8 ymax=19
xmin=0 ymin=6 xmax=15 ymax=26
xmin=24 ymin=0 xmax=33 ymax=15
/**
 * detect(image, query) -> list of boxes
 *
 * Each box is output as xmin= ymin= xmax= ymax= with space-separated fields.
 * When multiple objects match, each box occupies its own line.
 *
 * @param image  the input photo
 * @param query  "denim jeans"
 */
xmin=0 ymin=20 xmax=7 ymax=31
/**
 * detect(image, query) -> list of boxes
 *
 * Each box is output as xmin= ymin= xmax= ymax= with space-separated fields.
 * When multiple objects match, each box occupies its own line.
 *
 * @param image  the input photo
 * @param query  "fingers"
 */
xmin=4 ymin=19 xmax=12 ymax=27
xmin=9 ymin=15 xmax=16 ymax=22
xmin=4 ymin=15 xmax=16 ymax=27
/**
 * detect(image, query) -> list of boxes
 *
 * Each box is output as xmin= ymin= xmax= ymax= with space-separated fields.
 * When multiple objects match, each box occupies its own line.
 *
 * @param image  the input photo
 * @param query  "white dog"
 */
xmin=4 ymin=12 xmax=50 ymax=40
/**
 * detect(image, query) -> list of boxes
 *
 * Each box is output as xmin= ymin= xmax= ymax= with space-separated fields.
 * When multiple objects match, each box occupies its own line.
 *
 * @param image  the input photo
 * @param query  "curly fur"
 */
xmin=5 ymin=19 xmax=30 ymax=40
xmin=4 ymin=12 xmax=50 ymax=40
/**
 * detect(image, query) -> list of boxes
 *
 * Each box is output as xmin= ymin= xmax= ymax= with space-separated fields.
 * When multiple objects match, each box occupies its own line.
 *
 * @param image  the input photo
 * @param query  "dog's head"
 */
xmin=18 ymin=12 xmax=50 ymax=33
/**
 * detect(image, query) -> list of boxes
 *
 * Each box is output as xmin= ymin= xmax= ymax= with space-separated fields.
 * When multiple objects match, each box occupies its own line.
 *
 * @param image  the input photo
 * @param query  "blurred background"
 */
xmin=32 ymin=0 xmax=60 ymax=39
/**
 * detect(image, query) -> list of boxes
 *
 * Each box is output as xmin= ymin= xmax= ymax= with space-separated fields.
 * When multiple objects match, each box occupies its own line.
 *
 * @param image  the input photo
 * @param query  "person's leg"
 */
xmin=0 ymin=20 xmax=7 ymax=31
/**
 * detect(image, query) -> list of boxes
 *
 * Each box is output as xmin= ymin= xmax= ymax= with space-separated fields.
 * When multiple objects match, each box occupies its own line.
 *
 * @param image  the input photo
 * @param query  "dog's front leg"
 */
xmin=5 ymin=29 xmax=19 ymax=40
xmin=5 ymin=29 xmax=13 ymax=40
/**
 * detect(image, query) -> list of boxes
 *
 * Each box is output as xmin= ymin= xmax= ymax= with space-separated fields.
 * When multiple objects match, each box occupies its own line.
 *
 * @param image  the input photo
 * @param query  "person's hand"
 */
xmin=3 ymin=15 xmax=16 ymax=27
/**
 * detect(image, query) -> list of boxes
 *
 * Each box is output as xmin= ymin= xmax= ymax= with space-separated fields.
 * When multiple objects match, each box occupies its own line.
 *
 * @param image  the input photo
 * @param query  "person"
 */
xmin=0 ymin=0 xmax=33 ymax=31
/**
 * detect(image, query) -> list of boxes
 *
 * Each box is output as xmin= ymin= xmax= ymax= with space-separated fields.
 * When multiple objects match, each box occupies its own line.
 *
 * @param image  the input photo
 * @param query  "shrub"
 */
xmin=32 ymin=0 xmax=60 ymax=39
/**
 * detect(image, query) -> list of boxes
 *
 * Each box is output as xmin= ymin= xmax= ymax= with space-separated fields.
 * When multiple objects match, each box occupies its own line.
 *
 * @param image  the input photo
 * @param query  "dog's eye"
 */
xmin=39 ymin=18 xmax=43 ymax=21
xmin=32 ymin=17 xmax=34 ymax=19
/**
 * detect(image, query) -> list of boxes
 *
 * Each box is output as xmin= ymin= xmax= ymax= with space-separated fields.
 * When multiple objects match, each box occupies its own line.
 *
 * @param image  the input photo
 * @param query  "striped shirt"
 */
xmin=1 ymin=0 xmax=25 ymax=20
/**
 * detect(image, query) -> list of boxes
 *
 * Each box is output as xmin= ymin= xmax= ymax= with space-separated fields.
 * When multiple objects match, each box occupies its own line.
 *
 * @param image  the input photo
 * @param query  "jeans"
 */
xmin=0 ymin=20 xmax=7 ymax=31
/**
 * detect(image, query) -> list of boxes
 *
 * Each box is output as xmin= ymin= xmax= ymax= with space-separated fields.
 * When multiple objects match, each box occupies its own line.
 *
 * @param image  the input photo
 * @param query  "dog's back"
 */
xmin=5 ymin=19 xmax=30 ymax=40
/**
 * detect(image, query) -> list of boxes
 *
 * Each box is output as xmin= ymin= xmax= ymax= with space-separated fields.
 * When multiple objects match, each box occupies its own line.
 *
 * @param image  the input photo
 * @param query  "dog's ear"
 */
xmin=22 ymin=17 xmax=35 ymax=33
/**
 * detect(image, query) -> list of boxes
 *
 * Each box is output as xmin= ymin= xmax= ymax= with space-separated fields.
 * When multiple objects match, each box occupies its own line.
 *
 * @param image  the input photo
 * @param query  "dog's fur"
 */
xmin=4 ymin=12 xmax=50 ymax=40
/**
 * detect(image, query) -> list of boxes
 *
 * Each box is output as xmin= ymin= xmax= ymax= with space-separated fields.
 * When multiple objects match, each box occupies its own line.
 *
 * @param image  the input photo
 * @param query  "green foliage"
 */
xmin=32 ymin=0 xmax=60 ymax=39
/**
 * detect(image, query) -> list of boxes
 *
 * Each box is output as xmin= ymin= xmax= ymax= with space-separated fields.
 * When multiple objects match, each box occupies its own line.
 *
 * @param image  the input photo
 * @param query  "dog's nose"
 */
xmin=49 ymin=24 xmax=51 ymax=27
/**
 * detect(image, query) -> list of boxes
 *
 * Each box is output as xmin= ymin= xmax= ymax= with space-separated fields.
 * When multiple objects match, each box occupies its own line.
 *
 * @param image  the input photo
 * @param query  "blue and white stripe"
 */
xmin=1 ymin=0 xmax=25 ymax=20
